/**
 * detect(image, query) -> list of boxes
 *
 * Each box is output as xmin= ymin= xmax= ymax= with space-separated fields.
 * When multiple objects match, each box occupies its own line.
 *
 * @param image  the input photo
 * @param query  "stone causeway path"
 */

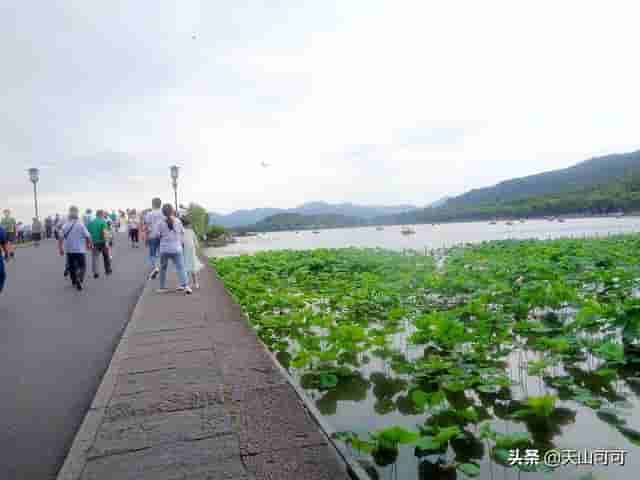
xmin=57 ymin=263 xmax=352 ymax=480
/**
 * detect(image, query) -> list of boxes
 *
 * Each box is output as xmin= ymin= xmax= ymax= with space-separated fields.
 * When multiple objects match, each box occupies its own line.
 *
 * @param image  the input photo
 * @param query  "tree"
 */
xmin=186 ymin=203 xmax=209 ymax=239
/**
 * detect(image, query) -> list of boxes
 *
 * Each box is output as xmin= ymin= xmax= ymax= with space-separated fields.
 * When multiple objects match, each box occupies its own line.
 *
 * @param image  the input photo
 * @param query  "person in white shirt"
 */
xmin=181 ymin=217 xmax=204 ymax=289
xmin=153 ymin=204 xmax=191 ymax=294
xmin=58 ymin=206 xmax=93 ymax=291
xmin=143 ymin=198 xmax=164 ymax=279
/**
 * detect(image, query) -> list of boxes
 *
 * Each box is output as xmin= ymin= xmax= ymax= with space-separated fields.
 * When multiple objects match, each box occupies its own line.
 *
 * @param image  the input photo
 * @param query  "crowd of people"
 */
xmin=0 ymin=199 xmax=203 ymax=295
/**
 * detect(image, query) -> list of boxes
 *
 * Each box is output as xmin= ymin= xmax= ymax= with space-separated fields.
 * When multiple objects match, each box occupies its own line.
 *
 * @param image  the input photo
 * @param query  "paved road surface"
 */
xmin=0 ymin=234 xmax=147 ymax=479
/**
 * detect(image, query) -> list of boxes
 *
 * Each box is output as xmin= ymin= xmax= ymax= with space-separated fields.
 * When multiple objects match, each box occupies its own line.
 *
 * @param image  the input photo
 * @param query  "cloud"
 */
xmin=2 ymin=0 xmax=640 ymax=221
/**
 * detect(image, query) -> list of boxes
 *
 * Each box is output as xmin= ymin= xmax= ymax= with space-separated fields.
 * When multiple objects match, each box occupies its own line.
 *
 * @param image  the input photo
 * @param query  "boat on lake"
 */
xmin=401 ymin=226 xmax=416 ymax=235
xmin=376 ymin=226 xmax=384 ymax=231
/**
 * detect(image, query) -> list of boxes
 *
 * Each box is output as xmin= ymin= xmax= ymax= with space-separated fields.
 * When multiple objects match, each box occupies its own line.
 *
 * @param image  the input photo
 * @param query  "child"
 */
xmin=181 ymin=217 xmax=203 ymax=289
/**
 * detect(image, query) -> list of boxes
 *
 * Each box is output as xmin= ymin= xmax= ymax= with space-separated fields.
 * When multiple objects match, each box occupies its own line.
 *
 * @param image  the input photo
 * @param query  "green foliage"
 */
xmin=212 ymin=236 xmax=640 ymax=476
xmin=513 ymin=395 xmax=557 ymax=418
xmin=186 ymin=203 xmax=209 ymax=238
xmin=207 ymin=224 xmax=227 ymax=240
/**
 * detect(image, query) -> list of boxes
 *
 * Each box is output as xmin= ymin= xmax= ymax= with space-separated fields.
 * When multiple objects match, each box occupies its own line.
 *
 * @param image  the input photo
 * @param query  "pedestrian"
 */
xmin=1 ymin=209 xmax=16 ymax=257
xmin=87 ymin=210 xmax=112 ymax=279
xmin=59 ymin=206 xmax=93 ymax=291
xmin=0 ymin=223 xmax=12 ymax=294
xmin=53 ymin=214 xmax=62 ymax=241
xmin=181 ymin=217 xmax=203 ymax=289
xmin=83 ymin=208 xmax=94 ymax=227
xmin=128 ymin=209 xmax=140 ymax=248
xmin=45 ymin=216 xmax=53 ymax=239
xmin=143 ymin=198 xmax=164 ymax=279
xmin=154 ymin=204 xmax=191 ymax=294
xmin=32 ymin=217 xmax=42 ymax=246
xmin=16 ymin=222 xmax=24 ymax=244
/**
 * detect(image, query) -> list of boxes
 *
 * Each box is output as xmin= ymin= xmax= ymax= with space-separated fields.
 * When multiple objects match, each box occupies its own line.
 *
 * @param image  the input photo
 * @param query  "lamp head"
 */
xmin=28 ymin=167 xmax=40 ymax=183
xmin=170 ymin=165 xmax=179 ymax=180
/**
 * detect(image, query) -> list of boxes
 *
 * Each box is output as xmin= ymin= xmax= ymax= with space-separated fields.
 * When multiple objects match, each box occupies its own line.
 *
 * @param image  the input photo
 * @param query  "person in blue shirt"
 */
xmin=0 ymin=225 xmax=12 ymax=293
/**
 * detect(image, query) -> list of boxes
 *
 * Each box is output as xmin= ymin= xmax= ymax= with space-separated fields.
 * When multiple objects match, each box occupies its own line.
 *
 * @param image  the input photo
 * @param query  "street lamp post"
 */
xmin=170 ymin=165 xmax=179 ymax=213
xmin=28 ymin=168 xmax=40 ymax=218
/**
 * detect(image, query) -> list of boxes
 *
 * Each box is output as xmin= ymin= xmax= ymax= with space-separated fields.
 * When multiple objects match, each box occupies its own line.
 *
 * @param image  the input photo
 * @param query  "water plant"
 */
xmin=213 ymin=235 xmax=640 ymax=479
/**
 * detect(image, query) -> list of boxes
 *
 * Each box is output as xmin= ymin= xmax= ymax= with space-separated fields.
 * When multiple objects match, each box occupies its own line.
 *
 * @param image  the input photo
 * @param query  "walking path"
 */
xmin=57 ymin=260 xmax=352 ymax=479
xmin=0 ymin=234 xmax=147 ymax=480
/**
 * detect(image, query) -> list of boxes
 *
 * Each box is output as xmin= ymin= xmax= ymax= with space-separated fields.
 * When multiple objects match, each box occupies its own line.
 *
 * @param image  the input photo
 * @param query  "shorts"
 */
xmin=32 ymin=233 xmax=42 ymax=241
xmin=129 ymin=229 xmax=139 ymax=242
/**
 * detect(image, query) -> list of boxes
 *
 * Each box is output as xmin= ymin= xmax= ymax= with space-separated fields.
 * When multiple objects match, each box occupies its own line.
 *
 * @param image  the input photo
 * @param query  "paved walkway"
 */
xmin=58 ymin=260 xmax=352 ymax=479
xmin=0 ymin=234 xmax=147 ymax=480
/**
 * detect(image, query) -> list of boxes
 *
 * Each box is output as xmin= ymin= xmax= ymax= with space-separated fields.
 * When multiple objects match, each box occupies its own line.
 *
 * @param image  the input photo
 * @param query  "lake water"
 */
xmin=206 ymin=217 xmax=640 ymax=257
xmin=207 ymin=217 xmax=640 ymax=480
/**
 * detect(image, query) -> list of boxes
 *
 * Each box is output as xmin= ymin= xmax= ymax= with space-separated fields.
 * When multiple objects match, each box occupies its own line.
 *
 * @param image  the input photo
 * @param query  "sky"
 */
xmin=2 ymin=0 xmax=640 ymax=220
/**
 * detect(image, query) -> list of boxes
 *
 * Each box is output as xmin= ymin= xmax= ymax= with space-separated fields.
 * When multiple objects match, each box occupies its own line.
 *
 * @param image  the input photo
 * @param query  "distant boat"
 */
xmin=401 ymin=226 xmax=415 ymax=235
xmin=312 ymin=230 xmax=320 ymax=234
xmin=376 ymin=226 xmax=384 ymax=231
xmin=489 ymin=220 xmax=497 ymax=225
xmin=520 ymin=219 xmax=525 ymax=223
xmin=506 ymin=221 xmax=514 ymax=226
xmin=557 ymin=218 xmax=565 ymax=223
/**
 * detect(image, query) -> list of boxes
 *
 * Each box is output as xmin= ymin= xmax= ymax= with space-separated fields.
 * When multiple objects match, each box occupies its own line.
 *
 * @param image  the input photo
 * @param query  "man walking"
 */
xmin=88 ymin=210 xmax=112 ymax=279
xmin=143 ymin=198 xmax=164 ymax=279
xmin=1 ymin=209 xmax=16 ymax=258
xmin=45 ymin=216 xmax=53 ymax=239
xmin=83 ymin=208 xmax=94 ymax=227
xmin=0 ymin=223 xmax=12 ymax=294
xmin=59 ymin=206 xmax=92 ymax=291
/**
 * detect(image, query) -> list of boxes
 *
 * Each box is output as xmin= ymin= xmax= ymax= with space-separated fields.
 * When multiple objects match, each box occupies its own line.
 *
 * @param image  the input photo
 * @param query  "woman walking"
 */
xmin=128 ymin=210 xmax=140 ymax=248
xmin=154 ymin=204 xmax=191 ymax=294
xmin=181 ymin=217 xmax=203 ymax=289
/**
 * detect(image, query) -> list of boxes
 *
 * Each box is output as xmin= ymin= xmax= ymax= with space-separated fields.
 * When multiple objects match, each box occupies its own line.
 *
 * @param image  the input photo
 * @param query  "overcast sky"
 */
xmin=2 ymin=1 xmax=640 ymax=220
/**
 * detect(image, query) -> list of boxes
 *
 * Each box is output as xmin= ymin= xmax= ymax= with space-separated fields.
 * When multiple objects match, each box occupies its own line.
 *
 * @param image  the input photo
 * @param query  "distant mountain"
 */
xmin=378 ymin=149 xmax=640 ymax=224
xmin=427 ymin=196 xmax=450 ymax=208
xmin=208 ymin=208 xmax=281 ymax=228
xmin=241 ymin=212 xmax=366 ymax=232
xmin=447 ymin=150 xmax=640 ymax=207
xmin=209 ymin=201 xmax=417 ymax=228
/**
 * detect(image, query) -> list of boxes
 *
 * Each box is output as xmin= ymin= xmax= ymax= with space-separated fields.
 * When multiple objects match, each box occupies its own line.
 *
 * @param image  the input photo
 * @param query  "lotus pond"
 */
xmin=212 ymin=235 xmax=640 ymax=480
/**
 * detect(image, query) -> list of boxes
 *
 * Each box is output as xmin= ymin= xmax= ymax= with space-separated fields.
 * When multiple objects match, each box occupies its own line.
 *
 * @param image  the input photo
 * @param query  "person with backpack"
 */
xmin=87 ymin=210 xmax=112 ymax=279
xmin=58 ymin=206 xmax=93 ymax=291
xmin=153 ymin=204 xmax=191 ymax=294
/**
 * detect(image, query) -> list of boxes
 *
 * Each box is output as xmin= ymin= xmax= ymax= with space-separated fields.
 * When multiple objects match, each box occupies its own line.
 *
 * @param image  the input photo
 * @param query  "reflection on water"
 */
xmin=206 ymin=217 xmax=640 ymax=257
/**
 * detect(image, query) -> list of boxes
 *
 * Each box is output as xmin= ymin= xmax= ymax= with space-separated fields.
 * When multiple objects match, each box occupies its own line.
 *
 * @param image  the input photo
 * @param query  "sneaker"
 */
xmin=149 ymin=268 xmax=159 ymax=280
xmin=94 ymin=273 xmax=99 ymax=279
xmin=176 ymin=286 xmax=186 ymax=291
xmin=184 ymin=287 xmax=193 ymax=295
xmin=194 ymin=282 xmax=200 ymax=290
xmin=76 ymin=282 xmax=83 ymax=291
xmin=156 ymin=288 xmax=169 ymax=294
xmin=64 ymin=269 xmax=69 ymax=278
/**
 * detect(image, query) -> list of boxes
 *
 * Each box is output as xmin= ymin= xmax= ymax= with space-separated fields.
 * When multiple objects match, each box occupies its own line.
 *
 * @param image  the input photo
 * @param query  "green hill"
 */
xmin=237 ymin=212 xmax=366 ymax=232
xmin=380 ymin=149 xmax=640 ymax=224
